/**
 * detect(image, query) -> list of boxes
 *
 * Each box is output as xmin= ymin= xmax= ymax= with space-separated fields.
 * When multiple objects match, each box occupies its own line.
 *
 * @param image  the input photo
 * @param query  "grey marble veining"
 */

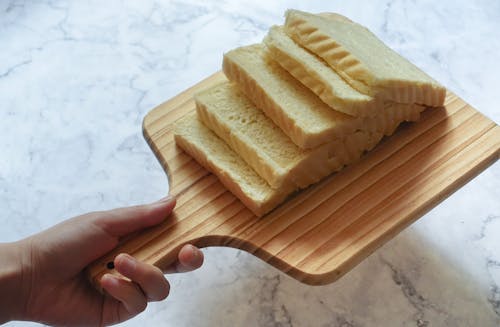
xmin=1 ymin=1 xmax=499 ymax=326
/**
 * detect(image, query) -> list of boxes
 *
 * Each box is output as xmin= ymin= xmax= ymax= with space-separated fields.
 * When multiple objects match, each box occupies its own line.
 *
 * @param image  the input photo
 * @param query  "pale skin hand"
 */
xmin=0 ymin=196 xmax=203 ymax=326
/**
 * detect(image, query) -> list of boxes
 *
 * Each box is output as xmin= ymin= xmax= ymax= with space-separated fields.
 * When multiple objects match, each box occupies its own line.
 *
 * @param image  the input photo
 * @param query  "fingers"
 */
xmin=164 ymin=244 xmax=204 ymax=273
xmin=94 ymin=195 xmax=176 ymax=237
xmin=177 ymin=244 xmax=204 ymax=272
xmin=100 ymin=253 xmax=171 ymax=321
xmin=101 ymin=274 xmax=147 ymax=318
xmin=114 ymin=254 xmax=170 ymax=301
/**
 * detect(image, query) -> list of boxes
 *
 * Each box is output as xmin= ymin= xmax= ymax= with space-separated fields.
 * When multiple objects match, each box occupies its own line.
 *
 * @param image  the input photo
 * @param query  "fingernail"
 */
xmin=188 ymin=244 xmax=198 ymax=258
xmin=102 ymin=273 xmax=119 ymax=287
xmin=156 ymin=195 xmax=175 ymax=204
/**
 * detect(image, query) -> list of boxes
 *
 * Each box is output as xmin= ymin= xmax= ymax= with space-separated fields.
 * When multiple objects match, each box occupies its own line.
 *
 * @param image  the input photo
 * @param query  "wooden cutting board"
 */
xmin=88 ymin=72 xmax=500 ymax=287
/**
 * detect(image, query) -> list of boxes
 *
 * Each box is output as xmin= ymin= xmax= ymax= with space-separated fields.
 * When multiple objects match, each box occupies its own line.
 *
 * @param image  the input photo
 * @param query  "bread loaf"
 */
xmin=173 ymin=10 xmax=443 ymax=217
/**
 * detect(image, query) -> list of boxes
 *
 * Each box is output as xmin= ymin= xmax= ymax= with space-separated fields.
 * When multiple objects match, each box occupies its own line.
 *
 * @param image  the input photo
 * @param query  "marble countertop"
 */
xmin=1 ymin=1 xmax=499 ymax=326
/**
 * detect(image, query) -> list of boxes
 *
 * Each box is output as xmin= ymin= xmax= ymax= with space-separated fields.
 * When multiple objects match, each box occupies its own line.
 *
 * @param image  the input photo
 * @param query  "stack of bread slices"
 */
xmin=174 ymin=10 xmax=446 ymax=216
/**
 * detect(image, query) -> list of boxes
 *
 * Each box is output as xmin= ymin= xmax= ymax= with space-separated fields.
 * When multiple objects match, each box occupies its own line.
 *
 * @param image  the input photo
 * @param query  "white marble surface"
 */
xmin=1 ymin=0 xmax=499 ymax=326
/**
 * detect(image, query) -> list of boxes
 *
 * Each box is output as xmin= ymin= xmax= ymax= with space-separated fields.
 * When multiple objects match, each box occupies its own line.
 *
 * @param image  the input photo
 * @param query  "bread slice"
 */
xmin=195 ymin=81 xmax=381 ymax=189
xmin=223 ymin=44 xmax=427 ymax=149
xmin=284 ymin=10 xmax=446 ymax=106
xmin=223 ymin=44 xmax=366 ymax=149
xmin=173 ymin=112 xmax=292 ymax=216
xmin=264 ymin=25 xmax=381 ymax=117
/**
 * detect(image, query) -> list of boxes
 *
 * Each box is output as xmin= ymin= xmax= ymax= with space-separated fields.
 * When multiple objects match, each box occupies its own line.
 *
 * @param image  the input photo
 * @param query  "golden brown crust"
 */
xmin=284 ymin=10 xmax=446 ymax=106
xmin=264 ymin=25 xmax=381 ymax=117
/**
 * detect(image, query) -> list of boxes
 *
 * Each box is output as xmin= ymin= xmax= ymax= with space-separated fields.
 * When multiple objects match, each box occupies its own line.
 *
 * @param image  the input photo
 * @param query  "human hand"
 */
xmin=0 ymin=196 xmax=203 ymax=326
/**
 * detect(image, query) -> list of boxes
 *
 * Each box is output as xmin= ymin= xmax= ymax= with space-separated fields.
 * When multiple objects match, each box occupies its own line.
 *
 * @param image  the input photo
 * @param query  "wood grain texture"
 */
xmin=87 ymin=71 xmax=500 ymax=288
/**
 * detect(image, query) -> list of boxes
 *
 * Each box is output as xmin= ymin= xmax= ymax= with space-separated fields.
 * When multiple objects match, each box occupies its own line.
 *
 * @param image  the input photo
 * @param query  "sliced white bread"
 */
xmin=195 ymin=82 xmax=381 ymax=189
xmin=223 ymin=44 xmax=426 ymax=149
xmin=284 ymin=10 xmax=446 ymax=106
xmin=173 ymin=112 xmax=292 ymax=217
xmin=264 ymin=25 xmax=381 ymax=117
xmin=223 ymin=43 xmax=365 ymax=149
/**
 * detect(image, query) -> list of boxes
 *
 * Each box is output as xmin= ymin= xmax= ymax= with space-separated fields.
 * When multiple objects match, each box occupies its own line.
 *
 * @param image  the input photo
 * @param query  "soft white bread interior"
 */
xmin=173 ymin=112 xmax=293 ymax=217
xmin=195 ymin=82 xmax=384 ymax=189
xmin=223 ymin=44 xmax=366 ymax=149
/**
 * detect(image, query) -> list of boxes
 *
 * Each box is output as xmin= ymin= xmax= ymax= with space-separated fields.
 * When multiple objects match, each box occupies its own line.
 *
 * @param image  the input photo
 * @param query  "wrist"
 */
xmin=0 ymin=241 xmax=31 ymax=323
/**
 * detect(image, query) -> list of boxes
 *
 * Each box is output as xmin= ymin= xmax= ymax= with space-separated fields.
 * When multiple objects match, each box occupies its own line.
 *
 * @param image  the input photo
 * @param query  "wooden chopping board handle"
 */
xmin=86 ymin=171 xmax=256 ymax=292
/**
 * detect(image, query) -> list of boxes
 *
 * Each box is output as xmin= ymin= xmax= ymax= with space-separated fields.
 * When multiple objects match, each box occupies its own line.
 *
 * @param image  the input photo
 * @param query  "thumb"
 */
xmin=93 ymin=195 xmax=176 ymax=238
